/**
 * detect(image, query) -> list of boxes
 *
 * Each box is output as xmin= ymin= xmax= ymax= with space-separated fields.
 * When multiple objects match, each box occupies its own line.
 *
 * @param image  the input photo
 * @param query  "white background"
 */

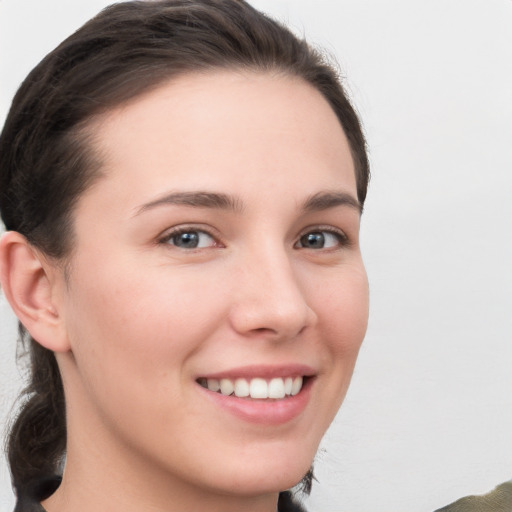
xmin=1 ymin=1 xmax=511 ymax=511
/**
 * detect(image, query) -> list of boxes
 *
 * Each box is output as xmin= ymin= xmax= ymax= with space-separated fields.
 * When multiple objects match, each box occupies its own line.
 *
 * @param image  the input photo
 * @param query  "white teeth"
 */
xmin=291 ymin=376 xmax=303 ymax=396
xmin=234 ymin=378 xmax=250 ymax=397
xmin=220 ymin=378 xmax=234 ymax=396
xmin=284 ymin=377 xmax=293 ymax=395
xmin=201 ymin=376 xmax=305 ymax=399
xmin=207 ymin=378 xmax=220 ymax=392
xmin=268 ymin=378 xmax=286 ymax=399
xmin=250 ymin=378 xmax=268 ymax=399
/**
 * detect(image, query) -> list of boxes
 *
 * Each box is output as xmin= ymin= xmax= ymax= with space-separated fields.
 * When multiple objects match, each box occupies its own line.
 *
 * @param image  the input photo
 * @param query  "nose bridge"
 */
xmin=229 ymin=239 xmax=316 ymax=338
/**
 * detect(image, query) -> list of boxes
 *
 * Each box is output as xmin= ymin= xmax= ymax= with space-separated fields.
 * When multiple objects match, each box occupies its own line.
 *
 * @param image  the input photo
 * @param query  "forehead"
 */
xmin=83 ymin=71 xmax=356 ymax=207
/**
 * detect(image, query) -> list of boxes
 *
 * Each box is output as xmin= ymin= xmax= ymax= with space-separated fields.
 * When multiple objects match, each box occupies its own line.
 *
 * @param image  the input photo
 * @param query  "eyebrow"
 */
xmin=301 ymin=191 xmax=362 ymax=214
xmin=134 ymin=189 xmax=361 ymax=216
xmin=134 ymin=191 xmax=244 ymax=216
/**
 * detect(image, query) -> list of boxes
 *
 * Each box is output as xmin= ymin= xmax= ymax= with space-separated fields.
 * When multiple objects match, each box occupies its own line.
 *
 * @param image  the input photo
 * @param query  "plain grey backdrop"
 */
xmin=1 ymin=1 xmax=511 ymax=511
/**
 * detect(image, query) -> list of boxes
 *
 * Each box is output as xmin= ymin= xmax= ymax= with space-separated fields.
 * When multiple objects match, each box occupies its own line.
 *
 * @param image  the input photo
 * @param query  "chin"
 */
xmin=210 ymin=447 xmax=315 ymax=497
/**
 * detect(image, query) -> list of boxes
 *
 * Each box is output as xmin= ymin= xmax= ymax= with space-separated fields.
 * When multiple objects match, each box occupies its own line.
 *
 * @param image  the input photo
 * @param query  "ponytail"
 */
xmin=7 ymin=327 xmax=66 ymax=494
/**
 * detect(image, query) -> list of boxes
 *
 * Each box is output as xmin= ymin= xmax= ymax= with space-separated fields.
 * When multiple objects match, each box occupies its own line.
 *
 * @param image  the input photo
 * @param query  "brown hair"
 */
xmin=0 ymin=0 xmax=369 ymax=502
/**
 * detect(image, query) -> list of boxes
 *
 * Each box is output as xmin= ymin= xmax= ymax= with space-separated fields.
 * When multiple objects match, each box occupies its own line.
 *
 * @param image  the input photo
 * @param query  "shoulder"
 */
xmin=433 ymin=480 xmax=512 ymax=512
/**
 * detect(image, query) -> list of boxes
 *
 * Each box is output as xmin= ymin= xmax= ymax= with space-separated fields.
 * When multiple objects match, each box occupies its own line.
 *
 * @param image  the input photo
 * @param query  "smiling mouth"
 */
xmin=197 ymin=376 xmax=306 ymax=399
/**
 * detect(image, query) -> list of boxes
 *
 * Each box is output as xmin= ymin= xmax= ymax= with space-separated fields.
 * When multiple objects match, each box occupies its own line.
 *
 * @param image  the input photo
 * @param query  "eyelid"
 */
xmin=158 ymin=224 xmax=224 ymax=248
xmin=156 ymin=223 xmax=350 ymax=250
xmin=294 ymin=225 xmax=350 ymax=249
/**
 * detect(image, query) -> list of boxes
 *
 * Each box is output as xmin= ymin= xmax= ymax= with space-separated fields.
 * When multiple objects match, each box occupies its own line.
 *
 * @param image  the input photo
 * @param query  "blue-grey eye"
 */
xmin=297 ymin=231 xmax=343 ymax=249
xmin=168 ymin=230 xmax=215 ymax=249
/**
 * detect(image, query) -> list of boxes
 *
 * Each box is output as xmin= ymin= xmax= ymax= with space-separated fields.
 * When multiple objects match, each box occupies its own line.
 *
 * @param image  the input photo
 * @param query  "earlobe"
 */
xmin=0 ymin=231 xmax=70 ymax=352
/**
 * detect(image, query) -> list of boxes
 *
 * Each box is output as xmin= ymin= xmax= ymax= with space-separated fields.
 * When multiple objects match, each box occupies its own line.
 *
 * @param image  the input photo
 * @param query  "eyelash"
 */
xmin=158 ymin=226 xmax=222 ymax=250
xmin=294 ymin=226 xmax=349 ymax=250
xmin=158 ymin=225 xmax=349 ymax=251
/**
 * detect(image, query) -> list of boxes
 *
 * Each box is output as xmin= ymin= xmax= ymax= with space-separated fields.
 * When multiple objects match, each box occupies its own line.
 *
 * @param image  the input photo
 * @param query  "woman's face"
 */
xmin=54 ymin=71 xmax=369 ymax=497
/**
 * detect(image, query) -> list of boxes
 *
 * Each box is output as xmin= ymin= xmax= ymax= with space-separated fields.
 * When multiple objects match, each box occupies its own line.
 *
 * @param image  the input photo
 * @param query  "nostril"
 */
xmin=254 ymin=327 xmax=272 ymax=333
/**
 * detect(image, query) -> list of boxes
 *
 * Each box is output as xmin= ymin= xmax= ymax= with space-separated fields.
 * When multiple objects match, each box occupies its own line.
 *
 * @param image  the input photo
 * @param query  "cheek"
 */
xmin=310 ymin=264 xmax=368 ymax=415
xmin=62 ymin=261 xmax=216 ymax=390
xmin=313 ymin=264 xmax=369 ymax=353
xmin=60 ymin=264 xmax=230 ymax=446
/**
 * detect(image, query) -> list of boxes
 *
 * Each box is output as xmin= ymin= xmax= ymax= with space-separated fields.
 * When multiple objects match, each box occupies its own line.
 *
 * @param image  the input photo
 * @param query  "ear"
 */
xmin=0 ymin=231 xmax=70 ymax=352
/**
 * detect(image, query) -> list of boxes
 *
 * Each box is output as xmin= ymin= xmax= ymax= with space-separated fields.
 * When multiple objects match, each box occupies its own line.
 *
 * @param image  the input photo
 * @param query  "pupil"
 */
xmin=175 ymin=232 xmax=199 ymax=248
xmin=302 ymin=232 xmax=324 ymax=248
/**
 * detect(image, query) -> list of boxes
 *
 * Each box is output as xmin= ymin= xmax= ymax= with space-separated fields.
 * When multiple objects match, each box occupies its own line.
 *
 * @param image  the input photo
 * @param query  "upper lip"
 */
xmin=197 ymin=364 xmax=316 ymax=380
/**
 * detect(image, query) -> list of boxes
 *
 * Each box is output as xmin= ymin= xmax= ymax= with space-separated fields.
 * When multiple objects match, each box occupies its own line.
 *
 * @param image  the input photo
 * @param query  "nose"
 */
xmin=228 ymin=246 xmax=318 ymax=341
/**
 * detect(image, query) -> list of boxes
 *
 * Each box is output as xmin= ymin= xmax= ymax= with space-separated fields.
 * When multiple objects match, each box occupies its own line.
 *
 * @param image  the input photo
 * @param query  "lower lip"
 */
xmin=198 ymin=378 xmax=313 ymax=426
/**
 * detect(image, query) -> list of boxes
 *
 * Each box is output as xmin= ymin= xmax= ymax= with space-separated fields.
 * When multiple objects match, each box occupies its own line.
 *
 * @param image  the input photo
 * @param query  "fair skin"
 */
xmin=0 ymin=71 xmax=368 ymax=512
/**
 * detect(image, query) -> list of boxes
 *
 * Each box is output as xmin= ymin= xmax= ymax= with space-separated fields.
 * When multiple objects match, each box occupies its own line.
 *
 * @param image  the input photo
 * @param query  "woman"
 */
xmin=0 ymin=1 xmax=369 ymax=511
